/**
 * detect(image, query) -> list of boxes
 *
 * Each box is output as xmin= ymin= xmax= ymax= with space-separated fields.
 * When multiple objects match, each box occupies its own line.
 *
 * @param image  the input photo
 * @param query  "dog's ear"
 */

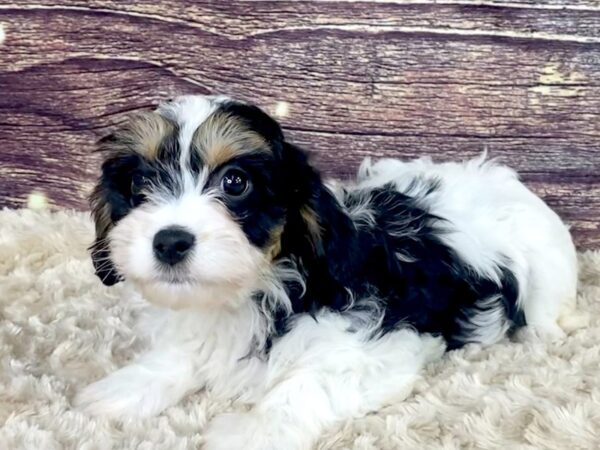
xmin=279 ymin=142 xmax=360 ymax=287
xmin=88 ymin=134 xmax=124 ymax=286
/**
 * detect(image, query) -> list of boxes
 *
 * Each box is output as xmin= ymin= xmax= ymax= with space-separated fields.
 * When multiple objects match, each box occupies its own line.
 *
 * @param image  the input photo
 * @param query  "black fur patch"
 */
xmin=209 ymin=153 xmax=288 ymax=249
xmin=275 ymin=180 xmax=524 ymax=350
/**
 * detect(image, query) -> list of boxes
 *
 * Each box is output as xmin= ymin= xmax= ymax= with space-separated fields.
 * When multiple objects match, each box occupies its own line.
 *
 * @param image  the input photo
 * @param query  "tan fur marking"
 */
xmin=265 ymin=224 xmax=285 ymax=261
xmin=300 ymin=205 xmax=323 ymax=251
xmin=192 ymin=112 xmax=270 ymax=168
xmin=99 ymin=112 xmax=175 ymax=159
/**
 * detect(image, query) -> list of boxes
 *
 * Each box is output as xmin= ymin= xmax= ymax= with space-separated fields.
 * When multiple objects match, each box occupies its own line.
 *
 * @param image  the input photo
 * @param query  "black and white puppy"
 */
xmin=76 ymin=95 xmax=581 ymax=450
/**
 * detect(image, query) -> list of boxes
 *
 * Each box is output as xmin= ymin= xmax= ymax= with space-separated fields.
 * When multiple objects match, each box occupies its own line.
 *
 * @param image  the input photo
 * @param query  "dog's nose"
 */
xmin=153 ymin=226 xmax=195 ymax=266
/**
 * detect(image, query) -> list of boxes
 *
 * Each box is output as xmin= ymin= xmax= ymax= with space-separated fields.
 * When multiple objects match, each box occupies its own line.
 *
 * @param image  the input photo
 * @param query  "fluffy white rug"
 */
xmin=0 ymin=208 xmax=599 ymax=449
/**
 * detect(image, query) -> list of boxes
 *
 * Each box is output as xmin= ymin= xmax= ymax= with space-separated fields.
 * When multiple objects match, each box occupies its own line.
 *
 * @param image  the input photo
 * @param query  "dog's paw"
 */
xmin=203 ymin=412 xmax=311 ymax=450
xmin=514 ymin=323 xmax=566 ymax=344
xmin=73 ymin=368 xmax=172 ymax=419
xmin=558 ymin=310 xmax=590 ymax=333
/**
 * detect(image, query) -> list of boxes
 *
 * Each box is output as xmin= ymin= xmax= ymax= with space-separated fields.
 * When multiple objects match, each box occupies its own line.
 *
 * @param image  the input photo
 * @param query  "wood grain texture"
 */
xmin=0 ymin=1 xmax=599 ymax=247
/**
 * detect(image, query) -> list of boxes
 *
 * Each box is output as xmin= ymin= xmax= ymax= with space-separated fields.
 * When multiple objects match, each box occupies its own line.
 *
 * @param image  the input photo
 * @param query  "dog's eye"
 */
xmin=221 ymin=169 xmax=250 ymax=197
xmin=131 ymin=174 xmax=149 ymax=197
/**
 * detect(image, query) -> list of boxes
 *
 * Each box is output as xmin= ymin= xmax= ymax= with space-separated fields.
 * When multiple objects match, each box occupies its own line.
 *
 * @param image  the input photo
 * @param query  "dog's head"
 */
xmin=90 ymin=95 xmax=352 ymax=309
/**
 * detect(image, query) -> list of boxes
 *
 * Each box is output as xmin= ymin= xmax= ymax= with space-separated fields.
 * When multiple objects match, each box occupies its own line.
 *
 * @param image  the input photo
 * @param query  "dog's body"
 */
xmin=76 ymin=95 xmax=580 ymax=450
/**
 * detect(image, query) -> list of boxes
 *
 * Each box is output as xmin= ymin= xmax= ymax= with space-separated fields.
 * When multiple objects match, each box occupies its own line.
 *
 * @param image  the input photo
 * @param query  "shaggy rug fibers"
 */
xmin=0 ymin=208 xmax=599 ymax=450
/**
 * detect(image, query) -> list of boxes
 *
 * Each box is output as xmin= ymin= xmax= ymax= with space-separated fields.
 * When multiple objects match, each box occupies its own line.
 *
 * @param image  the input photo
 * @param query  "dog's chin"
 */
xmin=133 ymin=276 xmax=254 ymax=310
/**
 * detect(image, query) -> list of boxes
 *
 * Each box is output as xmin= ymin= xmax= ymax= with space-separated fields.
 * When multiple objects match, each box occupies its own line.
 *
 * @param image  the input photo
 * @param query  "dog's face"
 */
xmin=90 ymin=95 xmax=318 ymax=309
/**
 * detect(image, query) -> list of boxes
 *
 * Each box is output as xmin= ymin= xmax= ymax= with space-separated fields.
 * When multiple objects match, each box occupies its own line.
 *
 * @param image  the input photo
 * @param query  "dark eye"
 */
xmin=131 ymin=173 xmax=149 ymax=198
xmin=221 ymin=169 xmax=250 ymax=197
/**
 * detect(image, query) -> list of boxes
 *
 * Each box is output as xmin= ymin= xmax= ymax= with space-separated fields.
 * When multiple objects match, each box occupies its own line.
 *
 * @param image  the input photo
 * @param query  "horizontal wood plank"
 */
xmin=3 ymin=1 xmax=600 ymax=41
xmin=0 ymin=1 xmax=599 ymax=247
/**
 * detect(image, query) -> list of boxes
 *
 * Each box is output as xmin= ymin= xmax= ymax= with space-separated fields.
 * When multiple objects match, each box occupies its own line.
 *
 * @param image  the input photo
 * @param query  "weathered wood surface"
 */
xmin=0 ymin=1 xmax=599 ymax=247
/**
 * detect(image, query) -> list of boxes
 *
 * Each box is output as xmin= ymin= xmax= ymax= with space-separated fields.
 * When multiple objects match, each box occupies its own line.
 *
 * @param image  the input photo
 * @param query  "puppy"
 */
xmin=76 ymin=95 xmax=580 ymax=450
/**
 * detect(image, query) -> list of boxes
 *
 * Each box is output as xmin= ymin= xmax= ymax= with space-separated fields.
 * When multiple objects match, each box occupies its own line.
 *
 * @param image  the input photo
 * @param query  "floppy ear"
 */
xmin=279 ymin=142 xmax=360 ymax=288
xmin=88 ymin=135 xmax=123 ymax=286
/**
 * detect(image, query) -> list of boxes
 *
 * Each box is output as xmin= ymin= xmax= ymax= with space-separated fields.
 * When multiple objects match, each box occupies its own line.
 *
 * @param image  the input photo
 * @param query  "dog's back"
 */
xmin=353 ymin=155 xmax=581 ymax=341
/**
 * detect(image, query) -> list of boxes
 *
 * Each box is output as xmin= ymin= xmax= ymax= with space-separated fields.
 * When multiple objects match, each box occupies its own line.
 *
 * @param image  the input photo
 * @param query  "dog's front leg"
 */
xmin=203 ymin=312 xmax=445 ymax=450
xmin=74 ymin=346 xmax=201 ymax=419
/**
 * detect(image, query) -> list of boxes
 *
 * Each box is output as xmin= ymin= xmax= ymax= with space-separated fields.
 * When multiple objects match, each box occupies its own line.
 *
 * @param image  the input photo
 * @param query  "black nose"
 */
xmin=153 ymin=226 xmax=195 ymax=266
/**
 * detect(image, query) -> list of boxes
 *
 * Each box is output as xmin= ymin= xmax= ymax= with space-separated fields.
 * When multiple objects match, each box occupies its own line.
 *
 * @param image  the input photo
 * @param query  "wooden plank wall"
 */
xmin=0 ymin=1 xmax=599 ymax=247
